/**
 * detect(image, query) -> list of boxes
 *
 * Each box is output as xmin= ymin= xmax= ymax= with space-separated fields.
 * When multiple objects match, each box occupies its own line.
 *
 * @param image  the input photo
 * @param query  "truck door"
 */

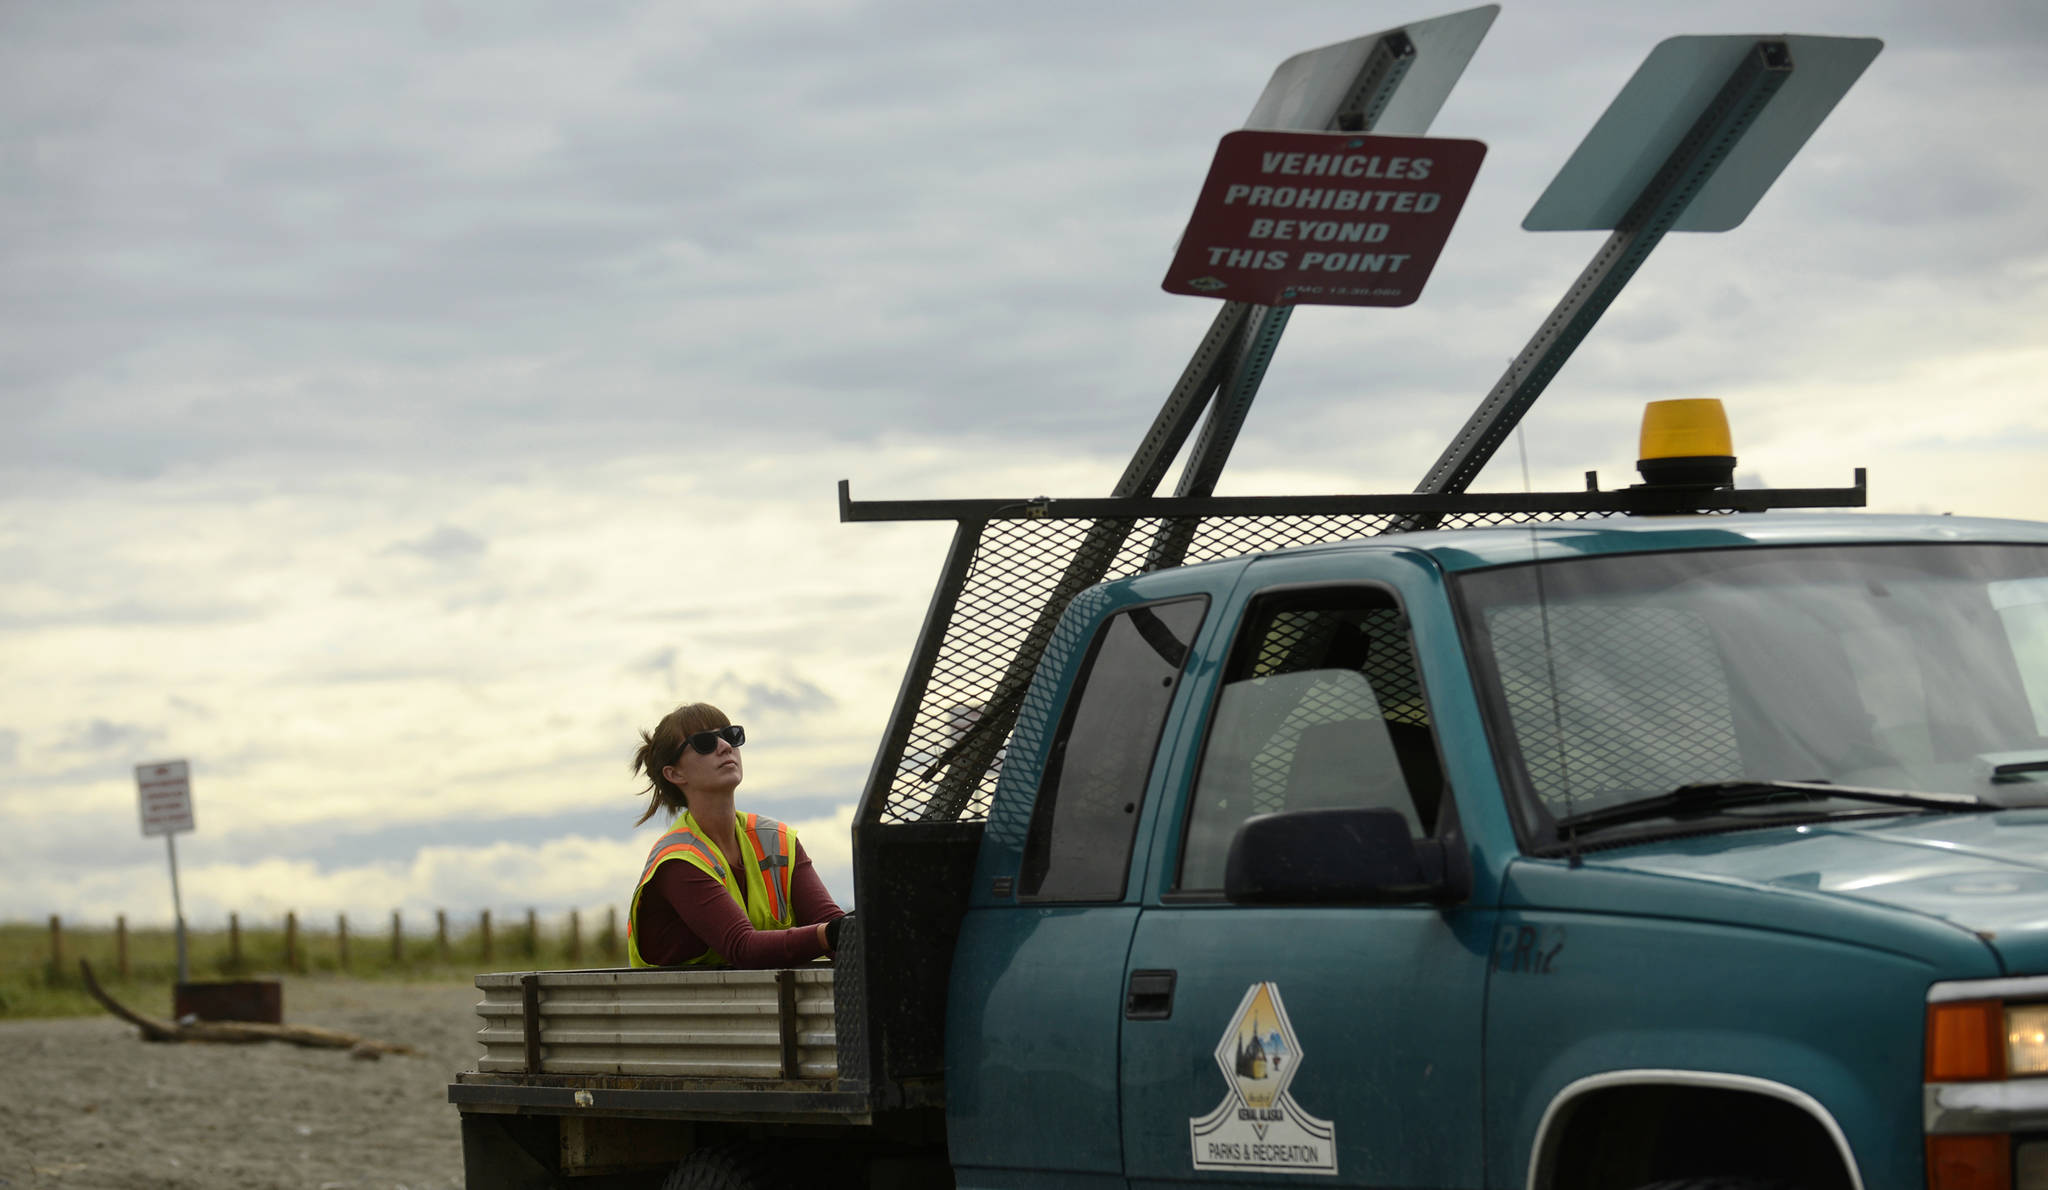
xmin=1119 ymin=566 xmax=1493 ymax=1188
xmin=948 ymin=594 xmax=1212 ymax=1190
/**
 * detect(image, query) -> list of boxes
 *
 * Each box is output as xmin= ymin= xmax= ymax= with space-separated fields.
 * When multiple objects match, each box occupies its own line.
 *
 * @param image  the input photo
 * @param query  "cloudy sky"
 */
xmin=5 ymin=0 xmax=2044 ymax=934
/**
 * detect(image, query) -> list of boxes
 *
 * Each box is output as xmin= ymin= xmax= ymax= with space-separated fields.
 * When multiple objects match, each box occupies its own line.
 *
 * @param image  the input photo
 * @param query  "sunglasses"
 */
xmin=680 ymin=724 xmax=746 ymax=756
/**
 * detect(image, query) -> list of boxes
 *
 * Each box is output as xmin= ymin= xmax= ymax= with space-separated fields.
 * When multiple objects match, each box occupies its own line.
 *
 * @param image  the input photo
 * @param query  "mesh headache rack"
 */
xmin=841 ymin=477 xmax=1865 ymax=827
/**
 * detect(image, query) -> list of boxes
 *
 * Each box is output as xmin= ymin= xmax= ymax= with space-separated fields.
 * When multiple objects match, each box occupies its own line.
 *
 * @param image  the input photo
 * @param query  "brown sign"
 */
xmin=1162 ymin=130 xmax=1486 ymax=308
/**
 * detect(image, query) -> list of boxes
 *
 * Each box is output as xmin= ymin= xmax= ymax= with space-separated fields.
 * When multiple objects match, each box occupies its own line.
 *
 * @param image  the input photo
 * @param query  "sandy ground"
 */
xmin=0 ymin=978 xmax=484 ymax=1190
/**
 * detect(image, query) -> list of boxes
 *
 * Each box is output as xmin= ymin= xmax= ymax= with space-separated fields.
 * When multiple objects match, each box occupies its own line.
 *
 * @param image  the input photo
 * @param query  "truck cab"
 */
xmin=939 ymin=513 xmax=2048 ymax=1189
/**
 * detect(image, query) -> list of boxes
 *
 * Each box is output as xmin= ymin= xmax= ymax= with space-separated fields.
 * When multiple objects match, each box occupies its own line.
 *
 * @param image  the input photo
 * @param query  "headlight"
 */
xmin=2011 ymin=1003 xmax=2048 ymax=1076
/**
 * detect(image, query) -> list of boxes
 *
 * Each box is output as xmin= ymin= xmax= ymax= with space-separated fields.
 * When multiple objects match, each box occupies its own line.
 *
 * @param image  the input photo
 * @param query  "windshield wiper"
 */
xmin=1556 ymin=779 xmax=1997 ymax=839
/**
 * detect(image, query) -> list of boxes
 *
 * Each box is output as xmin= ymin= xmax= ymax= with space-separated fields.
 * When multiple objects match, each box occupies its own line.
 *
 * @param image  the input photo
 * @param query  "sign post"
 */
xmin=136 ymin=760 xmax=195 ymax=984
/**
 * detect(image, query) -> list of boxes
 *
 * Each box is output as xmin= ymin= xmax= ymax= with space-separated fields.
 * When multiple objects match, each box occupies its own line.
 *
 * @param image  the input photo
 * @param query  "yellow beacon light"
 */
xmin=1637 ymin=398 xmax=1736 ymax=488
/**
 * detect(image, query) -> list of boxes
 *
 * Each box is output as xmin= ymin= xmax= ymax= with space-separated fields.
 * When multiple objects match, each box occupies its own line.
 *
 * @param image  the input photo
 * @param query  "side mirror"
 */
xmin=1223 ymin=807 xmax=1469 ymax=906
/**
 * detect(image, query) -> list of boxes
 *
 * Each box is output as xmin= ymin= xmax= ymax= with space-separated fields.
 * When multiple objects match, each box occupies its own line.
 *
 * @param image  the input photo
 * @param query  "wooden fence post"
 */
xmin=480 ymin=910 xmax=493 ymax=962
xmin=229 ymin=912 xmax=243 ymax=970
xmin=568 ymin=910 xmax=582 ymax=966
xmin=337 ymin=913 xmax=350 ymax=970
xmin=436 ymin=909 xmax=449 ymax=960
xmin=116 ymin=915 xmax=130 ymax=979
xmin=391 ymin=911 xmax=403 ymax=964
xmin=47 ymin=915 xmax=62 ymax=983
xmin=285 ymin=911 xmax=301 ymax=973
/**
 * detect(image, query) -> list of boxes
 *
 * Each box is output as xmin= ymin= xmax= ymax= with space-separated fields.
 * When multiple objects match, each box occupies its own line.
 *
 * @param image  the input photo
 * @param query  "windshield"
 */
xmin=1456 ymin=542 xmax=2048 ymax=842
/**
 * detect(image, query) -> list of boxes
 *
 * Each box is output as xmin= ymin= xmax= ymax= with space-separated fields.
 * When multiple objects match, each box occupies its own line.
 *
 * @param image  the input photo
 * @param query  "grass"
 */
xmin=0 ymin=911 xmax=625 ymax=1020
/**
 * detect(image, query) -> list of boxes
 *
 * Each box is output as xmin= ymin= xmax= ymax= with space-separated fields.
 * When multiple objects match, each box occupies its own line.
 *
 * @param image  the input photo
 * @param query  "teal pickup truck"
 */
xmin=452 ymin=487 xmax=2048 ymax=1190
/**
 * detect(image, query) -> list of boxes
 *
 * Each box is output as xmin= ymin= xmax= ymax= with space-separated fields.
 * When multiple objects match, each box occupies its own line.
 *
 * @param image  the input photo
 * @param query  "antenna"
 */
xmin=1517 ymin=427 xmax=1580 ymax=867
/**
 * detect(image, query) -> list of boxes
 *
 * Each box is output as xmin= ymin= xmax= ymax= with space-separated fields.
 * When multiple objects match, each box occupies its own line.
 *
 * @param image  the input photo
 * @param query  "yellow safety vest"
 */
xmin=626 ymin=810 xmax=797 ymax=968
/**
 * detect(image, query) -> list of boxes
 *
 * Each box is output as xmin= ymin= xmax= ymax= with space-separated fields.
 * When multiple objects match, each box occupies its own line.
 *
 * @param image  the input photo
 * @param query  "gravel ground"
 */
xmin=0 ymin=978 xmax=484 ymax=1190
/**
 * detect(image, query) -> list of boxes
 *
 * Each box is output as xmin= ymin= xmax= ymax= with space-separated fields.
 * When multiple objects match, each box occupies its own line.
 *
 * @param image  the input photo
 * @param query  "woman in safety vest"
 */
xmin=626 ymin=701 xmax=847 ymax=968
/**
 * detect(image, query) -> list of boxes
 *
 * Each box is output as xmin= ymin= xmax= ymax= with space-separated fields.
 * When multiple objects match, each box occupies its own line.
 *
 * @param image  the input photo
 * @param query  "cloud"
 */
xmin=0 ymin=597 xmax=264 ymax=632
xmin=3 ymin=0 xmax=2047 ymax=933
xmin=719 ymin=672 xmax=837 ymax=718
xmin=55 ymin=719 xmax=165 ymax=758
xmin=7 ymin=0 xmax=2036 ymax=484
xmin=387 ymin=524 xmax=488 ymax=562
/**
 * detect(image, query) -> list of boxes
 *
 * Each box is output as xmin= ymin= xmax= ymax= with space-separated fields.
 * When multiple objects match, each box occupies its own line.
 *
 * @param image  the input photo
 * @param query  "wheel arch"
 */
xmin=1525 ymin=1069 xmax=1864 ymax=1190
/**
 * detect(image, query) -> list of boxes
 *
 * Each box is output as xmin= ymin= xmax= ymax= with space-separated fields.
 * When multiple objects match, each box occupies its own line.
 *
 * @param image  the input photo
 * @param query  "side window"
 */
xmin=1177 ymin=588 xmax=1445 ymax=891
xmin=1019 ymin=598 xmax=1207 ymax=902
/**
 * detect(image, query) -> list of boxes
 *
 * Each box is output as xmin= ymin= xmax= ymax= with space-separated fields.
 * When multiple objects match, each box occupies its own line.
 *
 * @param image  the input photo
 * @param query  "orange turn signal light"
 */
xmin=1927 ymin=1133 xmax=2012 ymax=1190
xmin=1929 ymin=1000 xmax=2007 ymax=1081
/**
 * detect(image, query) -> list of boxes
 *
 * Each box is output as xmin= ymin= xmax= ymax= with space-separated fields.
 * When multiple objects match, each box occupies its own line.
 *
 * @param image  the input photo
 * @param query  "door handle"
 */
xmin=1125 ymin=969 xmax=1177 ymax=1020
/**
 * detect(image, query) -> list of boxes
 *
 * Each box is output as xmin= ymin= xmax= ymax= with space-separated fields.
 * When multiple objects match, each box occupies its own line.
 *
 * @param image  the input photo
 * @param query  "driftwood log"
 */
xmin=78 ymin=959 xmax=417 ymax=1058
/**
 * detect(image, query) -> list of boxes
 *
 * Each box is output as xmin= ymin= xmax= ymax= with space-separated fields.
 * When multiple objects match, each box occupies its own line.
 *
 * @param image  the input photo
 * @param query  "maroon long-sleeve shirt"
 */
xmin=634 ymin=837 xmax=845 ymax=968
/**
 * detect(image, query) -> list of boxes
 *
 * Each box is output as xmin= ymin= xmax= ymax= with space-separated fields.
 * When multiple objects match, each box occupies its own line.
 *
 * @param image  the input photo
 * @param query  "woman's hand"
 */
xmin=815 ymin=922 xmax=831 ymax=952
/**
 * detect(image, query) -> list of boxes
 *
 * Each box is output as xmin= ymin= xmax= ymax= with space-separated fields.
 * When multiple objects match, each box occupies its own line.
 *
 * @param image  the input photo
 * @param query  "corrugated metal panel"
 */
xmin=475 ymin=968 xmax=837 ymax=1079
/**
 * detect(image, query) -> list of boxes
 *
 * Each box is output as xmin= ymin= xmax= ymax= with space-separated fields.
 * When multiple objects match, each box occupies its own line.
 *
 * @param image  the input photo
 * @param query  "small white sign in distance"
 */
xmin=136 ymin=759 xmax=195 ymax=837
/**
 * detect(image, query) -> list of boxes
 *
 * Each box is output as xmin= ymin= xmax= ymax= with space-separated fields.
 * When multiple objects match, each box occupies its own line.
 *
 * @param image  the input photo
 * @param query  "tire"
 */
xmin=659 ymin=1142 xmax=862 ymax=1190
xmin=659 ymin=1144 xmax=792 ymax=1190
